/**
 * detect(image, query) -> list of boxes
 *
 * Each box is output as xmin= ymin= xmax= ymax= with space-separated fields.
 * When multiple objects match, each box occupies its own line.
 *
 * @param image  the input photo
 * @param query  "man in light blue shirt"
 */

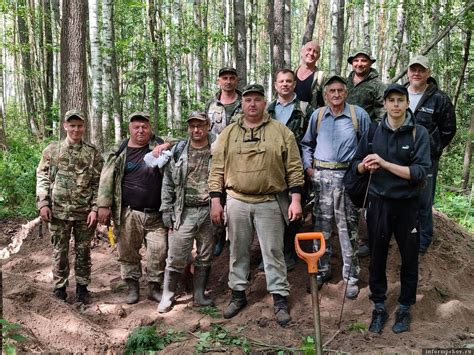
xmin=301 ymin=75 xmax=370 ymax=299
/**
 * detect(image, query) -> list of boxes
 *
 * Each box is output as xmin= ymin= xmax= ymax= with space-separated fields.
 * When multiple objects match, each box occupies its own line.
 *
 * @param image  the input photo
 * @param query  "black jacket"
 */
xmin=406 ymin=78 xmax=456 ymax=160
xmin=352 ymin=110 xmax=431 ymax=200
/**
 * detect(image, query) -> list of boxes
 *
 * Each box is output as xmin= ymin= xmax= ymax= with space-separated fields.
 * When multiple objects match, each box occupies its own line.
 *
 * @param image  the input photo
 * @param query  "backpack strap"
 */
xmin=298 ymin=101 xmax=309 ymax=130
xmin=115 ymin=138 xmax=129 ymax=157
xmin=348 ymin=104 xmax=359 ymax=133
xmin=316 ymin=106 xmax=326 ymax=133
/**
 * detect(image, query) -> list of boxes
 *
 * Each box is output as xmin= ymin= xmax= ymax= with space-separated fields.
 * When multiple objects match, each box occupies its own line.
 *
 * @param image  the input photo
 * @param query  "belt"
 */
xmin=129 ymin=206 xmax=159 ymax=213
xmin=313 ymin=160 xmax=349 ymax=170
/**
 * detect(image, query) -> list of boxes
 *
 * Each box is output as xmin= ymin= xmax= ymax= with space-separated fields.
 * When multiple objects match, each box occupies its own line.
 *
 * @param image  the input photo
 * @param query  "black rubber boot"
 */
xmin=369 ymin=308 xmax=388 ymax=334
xmin=223 ymin=290 xmax=247 ymax=319
xmin=273 ymin=294 xmax=291 ymax=326
xmin=54 ymin=286 xmax=67 ymax=301
xmin=125 ymin=279 xmax=140 ymax=304
xmin=147 ymin=282 xmax=162 ymax=302
xmin=157 ymin=269 xmax=181 ymax=313
xmin=193 ymin=266 xmax=214 ymax=307
xmin=76 ymin=284 xmax=90 ymax=304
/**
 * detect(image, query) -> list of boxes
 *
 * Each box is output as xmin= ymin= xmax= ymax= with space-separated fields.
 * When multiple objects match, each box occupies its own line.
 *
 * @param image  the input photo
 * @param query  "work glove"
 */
xmin=162 ymin=211 xmax=174 ymax=229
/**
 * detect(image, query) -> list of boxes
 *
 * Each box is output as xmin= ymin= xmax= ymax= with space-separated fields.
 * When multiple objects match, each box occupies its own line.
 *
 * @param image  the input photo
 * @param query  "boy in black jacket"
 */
xmin=351 ymin=84 xmax=431 ymax=334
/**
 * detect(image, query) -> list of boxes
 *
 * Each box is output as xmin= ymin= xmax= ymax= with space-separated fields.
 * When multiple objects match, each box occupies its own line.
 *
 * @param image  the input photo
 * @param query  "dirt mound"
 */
xmin=1 ymin=210 xmax=473 ymax=353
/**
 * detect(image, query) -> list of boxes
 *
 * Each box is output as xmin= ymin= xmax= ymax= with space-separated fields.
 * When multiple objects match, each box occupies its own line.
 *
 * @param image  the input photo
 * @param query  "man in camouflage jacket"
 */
xmin=36 ymin=109 xmax=102 ymax=303
xmin=97 ymin=112 xmax=171 ymax=305
xmin=158 ymin=112 xmax=216 ymax=313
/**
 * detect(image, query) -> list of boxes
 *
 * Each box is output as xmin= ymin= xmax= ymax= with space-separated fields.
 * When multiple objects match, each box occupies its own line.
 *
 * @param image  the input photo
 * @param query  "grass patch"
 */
xmin=124 ymin=325 xmax=184 ymax=354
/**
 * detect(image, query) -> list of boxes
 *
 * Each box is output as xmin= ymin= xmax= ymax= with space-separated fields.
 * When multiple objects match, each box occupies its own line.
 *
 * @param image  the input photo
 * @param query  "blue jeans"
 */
xmin=418 ymin=159 xmax=438 ymax=252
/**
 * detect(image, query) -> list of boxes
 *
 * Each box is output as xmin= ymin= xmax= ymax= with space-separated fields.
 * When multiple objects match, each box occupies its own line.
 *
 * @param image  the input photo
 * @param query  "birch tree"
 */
xmin=329 ymin=0 xmax=344 ymax=74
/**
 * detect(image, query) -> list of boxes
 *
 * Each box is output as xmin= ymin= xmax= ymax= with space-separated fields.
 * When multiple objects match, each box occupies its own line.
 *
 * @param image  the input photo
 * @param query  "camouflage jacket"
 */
xmin=160 ymin=133 xmax=216 ymax=230
xmin=97 ymin=139 xmax=163 ymax=230
xmin=205 ymin=90 xmax=242 ymax=135
xmin=267 ymin=98 xmax=314 ymax=150
xmin=36 ymin=139 xmax=102 ymax=221
xmin=346 ymin=68 xmax=386 ymax=122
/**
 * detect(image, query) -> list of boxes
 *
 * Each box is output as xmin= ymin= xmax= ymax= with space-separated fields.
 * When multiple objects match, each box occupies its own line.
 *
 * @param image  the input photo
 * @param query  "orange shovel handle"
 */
xmin=295 ymin=232 xmax=326 ymax=274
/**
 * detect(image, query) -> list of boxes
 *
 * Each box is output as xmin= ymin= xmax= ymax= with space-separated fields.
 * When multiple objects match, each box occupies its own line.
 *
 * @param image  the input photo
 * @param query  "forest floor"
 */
xmin=1 ymin=210 xmax=473 ymax=354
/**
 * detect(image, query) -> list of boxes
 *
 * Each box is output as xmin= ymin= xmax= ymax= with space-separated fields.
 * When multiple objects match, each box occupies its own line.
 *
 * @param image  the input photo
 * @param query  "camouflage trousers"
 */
xmin=117 ymin=207 xmax=168 ymax=283
xmin=166 ymin=206 xmax=216 ymax=272
xmin=49 ymin=218 xmax=93 ymax=289
xmin=311 ymin=169 xmax=360 ymax=284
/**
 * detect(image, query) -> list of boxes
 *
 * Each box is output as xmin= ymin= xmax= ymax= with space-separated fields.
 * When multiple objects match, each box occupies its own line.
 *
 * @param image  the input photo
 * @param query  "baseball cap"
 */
xmin=323 ymin=75 xmax=347 ymax=87
xmin=383 ymin=83 xmax=409 ymax=100
xmin=218 ymin=66 xmax=238 ymax=76
xmin=347 ymin=48 xmax=376 ymax=64
xmin=408 ymin=55 xmax=430 ymax=69
xmin=128 ymin=111 xmax=150 ymax=122
xmin=187 ymin=111 xmax=209 ymax=123
xmin=242 ymin=83 xmax=265 ymax=96
xmin=64 ymin=109 xmax=86 ymax=121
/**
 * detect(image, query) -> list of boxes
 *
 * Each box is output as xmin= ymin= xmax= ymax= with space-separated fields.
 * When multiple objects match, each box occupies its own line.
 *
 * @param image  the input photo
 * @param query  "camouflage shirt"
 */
xmin=184 ymin=144 xmax=211 ymax=206
xmin=36 ymin=139 xmax=102 ymax=221
xmin=346 ymin=68 xmax=386 ymax=122
xmin=205 ymin=90 xmax=242 ymax=135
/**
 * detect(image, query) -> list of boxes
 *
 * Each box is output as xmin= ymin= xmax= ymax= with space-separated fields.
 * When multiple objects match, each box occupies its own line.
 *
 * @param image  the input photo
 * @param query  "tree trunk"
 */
xmin=363 ymin=0 xmax=370 ymax=49
xmin=110 ymin=9 xmax=122 ymax=143
xmin=60 ymin=0 xmax=88 ymax=136
xmin=0 ymin=17 xmax=6 ymax=150
xmin=88 ymin=0 xmax=103 ymax=149
xmin=267 ymin=0 xmax=274 ymax=90
xmin=283 ymin=0 xmax=291 ymax=68
xmin=387 ymin=0 xmax=405 ymax=80
xmin=102 ymin=0 xmax=113 ymax=144
xmin=171 ymin=0 xmax=182 ymax=130
xmin=301 ymin=0 xmax=319 ymax=45
xmin=329 ymin=0 xmax=344 ymax=74
xmin=272 ymin=0 xmax=284 ymax=80
xmin=148 ymin=0 xmax=160 ymax=132
xmin=41 ymin=0 xmax=54 ymax=136
xmin=193 ymin=0 xmax=204 ymax=103
xmin=233 ymin=0 xmax=247 ymax=87
xmin=462 ymin=109 xmax=473 ymax=190
xmin=453 ymin=29 xmax=471 ymax=109
xmin=17 ymin=0 xmax=40 ymax=136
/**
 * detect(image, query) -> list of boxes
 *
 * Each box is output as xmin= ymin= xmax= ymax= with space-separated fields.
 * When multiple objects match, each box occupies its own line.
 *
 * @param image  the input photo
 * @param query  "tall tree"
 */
xmin=283 ymin=0 xmax=291 ymax=68
xmin=302 ymin=0 xmax=319 ymax=45
xmin=60 ymin=0 xmax=88 ymax=131
xmin=272 ymin=0 xmax=284 ymax=78
xmin=148 ymin=0 xmax=160 ymax=131
xmin=0 ymin=12 xmax=6 ymax=150
xmin=329 ymin=0 xmax=345 ymax=74
xmin=233 ymin=0 xmax=247 ymax=87
xmin=387 ymin=0 xmax=405 ymax=80
xmin=42 ymin=0 xmax=54 ymax=136
xmin=88 ymin=0 xmax=103 ymax=149
xmin=363 ymin=0 xmax=370 ymax=49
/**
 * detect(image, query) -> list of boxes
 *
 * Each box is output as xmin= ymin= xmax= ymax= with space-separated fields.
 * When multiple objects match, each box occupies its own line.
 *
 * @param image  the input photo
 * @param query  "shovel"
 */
xmin=295 ymin=232 xmax=326 ymax=355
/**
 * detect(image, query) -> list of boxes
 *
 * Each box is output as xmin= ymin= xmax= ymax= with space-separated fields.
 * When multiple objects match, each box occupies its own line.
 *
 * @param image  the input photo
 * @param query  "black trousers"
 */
xmin=367 ymin=196 xmax=419 ymax=306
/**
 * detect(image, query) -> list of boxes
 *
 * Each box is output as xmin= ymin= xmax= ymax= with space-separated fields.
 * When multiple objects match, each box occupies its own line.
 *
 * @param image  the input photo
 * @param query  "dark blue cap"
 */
xmin=383 ymin=83 xmax=409 ymax=99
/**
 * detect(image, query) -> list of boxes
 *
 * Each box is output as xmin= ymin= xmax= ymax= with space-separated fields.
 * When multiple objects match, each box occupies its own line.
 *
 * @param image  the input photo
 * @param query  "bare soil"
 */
xmin=1 ymin=210 xmax=473 ymax=354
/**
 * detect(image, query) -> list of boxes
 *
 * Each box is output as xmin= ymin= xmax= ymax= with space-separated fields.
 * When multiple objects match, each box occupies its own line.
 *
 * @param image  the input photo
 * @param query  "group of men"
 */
xmin=36 ymin=40 xmax=456 ymax=332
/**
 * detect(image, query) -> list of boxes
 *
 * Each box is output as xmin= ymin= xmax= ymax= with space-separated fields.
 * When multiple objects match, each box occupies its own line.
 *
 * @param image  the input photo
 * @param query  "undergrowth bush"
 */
xmin=0 ymin=132 xmax=47 ymax=218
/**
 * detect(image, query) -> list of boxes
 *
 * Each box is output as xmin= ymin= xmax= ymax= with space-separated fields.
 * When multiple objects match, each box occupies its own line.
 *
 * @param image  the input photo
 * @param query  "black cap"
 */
xmin=242 ymin=83 xmax=265 ymax=96
xmin=383 ymin=84 xmax=409 ymax=100
xmin=218 ymin=67 xmax=238 ymax=76
xmin=323 ymin=75 xmax=347 ymax=87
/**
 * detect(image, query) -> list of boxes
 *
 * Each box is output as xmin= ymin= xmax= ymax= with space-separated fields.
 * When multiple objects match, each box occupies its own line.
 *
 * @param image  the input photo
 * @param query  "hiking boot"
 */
xmin=358 ymin=243 xmax=370 ymax=257
xmin=158 ymin=269 xmax=181 ymax=313
xmin=368 ymin=308 xmax=388 ymax=334
xmin=76 ymin=284 xmax=90 ymax=304
xmin=193 ymin=266 xmax=214 ymax=307
xmin=273 ymin=294 xmax=291 ymax=326
xmin=54 ymin=287 xmax=67 ymax=301
xmin=223 ymin=290 xmax=247 ymax=319
xmin=392 ymin=310 xmax=410 ymax=333
xmin=147 ymin=282 xmax=162 ymax=303
xmin=125 ymin=279 xmax=140 ymax=304
xmin=345 ymin=283 xmax=359 ymax=300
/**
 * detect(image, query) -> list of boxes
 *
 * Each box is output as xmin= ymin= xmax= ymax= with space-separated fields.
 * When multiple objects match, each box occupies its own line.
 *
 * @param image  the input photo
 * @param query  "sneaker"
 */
xmin=273 ymin=294 xmax=291 ymax=326
xmin=223 ymin=290 xmax=247 ymax=319
xmin=368 ymin=308 xmax=388 ymax=334
xmin=345 ymin=283 xmax=359 ymax=299
xmin=54 ymin=287 xmax=67 ymax=301
xmin=392 ymin=310 xmax=410 ymax=333
xmin=358 ymin=243 xmax=370 ymax=257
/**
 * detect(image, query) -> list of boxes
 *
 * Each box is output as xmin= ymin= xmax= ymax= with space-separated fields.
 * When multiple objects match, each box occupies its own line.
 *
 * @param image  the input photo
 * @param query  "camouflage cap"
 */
xmin=218 ymin=66 xmax=238 ymax=76
xmin=64 ymin=109 xmax=86 ymax=121
xmin=323 ymin=74 xmax=347 ymax=87
xmin=128 ymin=111 xmax=150 ymax=122
xmin=408 ymin=55 xmax=430 ymax=69
xmin=187 ymin=111 xmax=209 ymax=123
xmin=347 ymin=49 xmax=376 ymax=64
xmin=242 ymin=83 xmax=265 ymax=96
